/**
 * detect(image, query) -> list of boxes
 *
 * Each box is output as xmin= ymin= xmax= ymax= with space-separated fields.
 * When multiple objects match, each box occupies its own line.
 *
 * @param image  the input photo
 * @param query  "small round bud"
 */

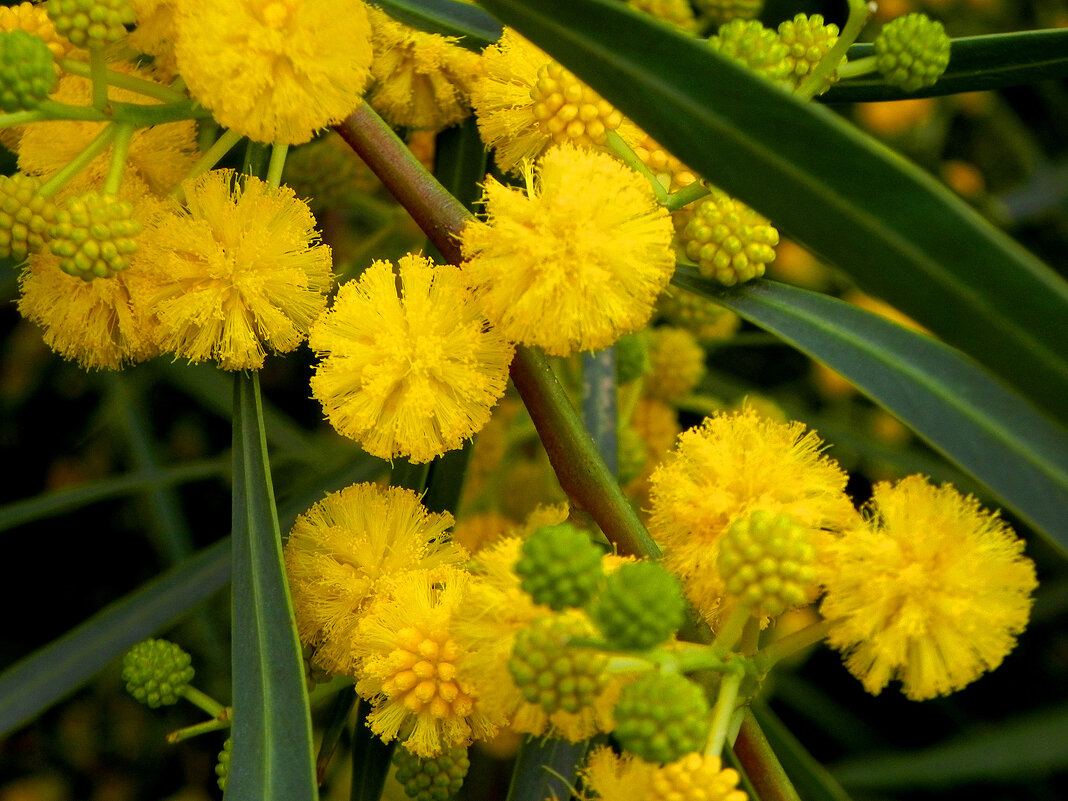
xmin=216 ymin=737 xmax=232 ymax=792
xmin=48 ymin=191 xmax=140 ymax=280
xmin=777 ymin=14 xmax=841 ymax=94
xmin=0 ymin=30 xmax=57 ymax=112
xmin=529 ymin=61 xmax=623 ymax=148
xmin=393 ymin=744 xmax=470 ymax=801
xmin=645 ymin=326 xmax=705 ymax=401
xmin=613 ymin=673 xmax=710 ymax=763
xmin=650 ymin=753 xmax=748 ymax=801
xmin=509 ymin=614 xmax=608 ymax=715
xmin=656 ymin=289 xmax=741 ymax=341
xmin=616 ymin=425 xmax=649 ymax=486
xmin=680 ymin=189 xmax=778 ymax=286
xmin=0 ymin=172 xmax=57 ymax=261
xmin=588 ymin=560 xmax=686 ymax=650
xmin=615 ymin=331 xmax=651 ymax=385
xmin=718 ymin=510 xmax=817 ymax=617
xmin=708 ymin=19 xmax=791 ymax=85
xmin=515 ymin=523 xmax=605 ymax=610
xmin=874 ymin=13 xmax=951 ymax=92
xmin=694 ymin=0 xmax=763 ymax=27
xmin=626 ymin=0 xmax=699 ymax=33
xmin=46 ymin=0 xmax=135 ymax=48
xmin=121 ymin=638 xmax=194 ymax=708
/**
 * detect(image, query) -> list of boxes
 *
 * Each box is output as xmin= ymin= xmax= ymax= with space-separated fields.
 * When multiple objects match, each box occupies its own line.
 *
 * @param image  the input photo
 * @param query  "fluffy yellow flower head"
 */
xmin=471 ymin=28 xmax=626 ymax=174
xmin=310 ymin=254 xmax=513 ymax=464
xmin=582 ymin=748 xmax=748 ymax=801
xmin=366 ymin=7 xmax=482 ymax=130
xmin=172 ymin=0 xmax=373 ymax=144
xmin=820 ymin=475 xmax=1037 ymax=700
xmin=128 ymin=0 xmax=179 ymax=75
xmin=460 ymin=145 xmax=675 ymax=356
xmin=283 ymin=482 xmax=464 ymax=675
xmin=647 ymin=408 xmax=856 ymax=627
xmin=136 ymin=169 xmax=333 ymax=370
xmin=354 ymin=567 xmax=497 ymax=757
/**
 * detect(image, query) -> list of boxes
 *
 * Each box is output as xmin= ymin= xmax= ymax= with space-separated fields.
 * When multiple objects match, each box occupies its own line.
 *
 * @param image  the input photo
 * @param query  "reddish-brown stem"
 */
xmin=734 ymin=714 xmax=803 ymax=801
xmin=334 ymin=105 xmax=658 ymax=558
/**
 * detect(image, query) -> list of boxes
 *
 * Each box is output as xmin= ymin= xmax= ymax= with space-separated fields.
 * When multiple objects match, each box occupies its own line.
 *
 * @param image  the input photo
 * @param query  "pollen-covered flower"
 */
xmin=136 ymin=169 xmax=333 ymax=370
xmin=820 ymin=476 xmax=1037 ymax=700
xmin=310 ymin=254 xmax=513 ymax=464
xmin=460 ymin=145 xmax=675 ymax=356
xmin=128 ymin=0 xmax=179 ymax=75
xmin=471 ymin=28 xmax=627 ymax=174
xmin=354 ymin=567 xmax=497 ymax=757
xmin=172 ymin=0 xmax=373 ymax=144
xmin=647 ymin=407 xmax=856 ymax=626
xmin=582 ymin=747 xmax=748 ymax=801
xmin=283 ymin=482 xmax=465 ymax=675
xmin=366 ymin=7 xmax=482 ymax=131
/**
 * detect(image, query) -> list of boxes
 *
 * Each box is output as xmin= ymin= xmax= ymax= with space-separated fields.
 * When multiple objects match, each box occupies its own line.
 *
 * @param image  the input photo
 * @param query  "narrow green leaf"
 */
xmin=474 ymin=0 xmax=1068 ymax=424
xmin=370 ymin=0 xmax=501 ymax=48
xmin=0 ymin=538 xmax=230 ymax=737
xmin=824 ymin=30 xmax=1068 ymax=102
xmin=228 ymin=372 xmax=317 ymax=801
xmin=350 ymin=700 xmax=395 ymax=801
xmin=752 ymin=703 xmax=856 ymax=801
xmin=831 ymin=703 xmax=1068 ymax=788
xmin=505 ymin=736 xmax=589 ymax=801
xmin=675 ymin=272 xmax=1068 ymax=549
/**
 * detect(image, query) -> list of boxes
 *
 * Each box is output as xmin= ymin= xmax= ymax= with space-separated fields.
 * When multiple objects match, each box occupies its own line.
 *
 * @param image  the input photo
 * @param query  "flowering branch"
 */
xmin=334 ymin=104 xmax=659 ymax=558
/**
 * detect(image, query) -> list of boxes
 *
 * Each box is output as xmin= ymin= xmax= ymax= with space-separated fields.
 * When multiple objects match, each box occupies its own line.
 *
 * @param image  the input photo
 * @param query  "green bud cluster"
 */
xmin=515 ymin=523 xmax=605 ymax=610
xmin=615 ymin=331 xmax=651 ymax=385
xmin=216 ymin=737 xmax=232 ymax=792
xmin=777 ymin=14 xmax=840 ymax=93
xmin=588 ymin=560 xmax=686 ymax=650
xmin=694 ymin=0 xmax=763 ymax=27
xmin=48 ymin=191 xmax=140 ymax=279
xmin=0 ymin=173 xmax=56 ymax=261
xmin=718 ymin=510 xmax=816 ymax=617
xmin=707 ymin=19 xmax=790 ymax=84
xmin=509 ymin=614 xmax=608 ymax=714
xmin=613 ymin=672 xmax=710 ymax=763
xmin=0 ymin=30 xmax=57 ymax=112
xmin=46 ymin=0 xmax=135 ymax=48
xmin=121 ymin=638 xmax=194 ymax=708
xmin=680 ymin=189 xmax=778 ymax=286
xmin=626 ymin=0 xmax=698 ymax=32
xmin=393 ymin=744 xmax=470 ymax=801
xmin=656 ymin=288 xmax=739 ymax=341
xmin=874 ymin=13 xmax=951 ymax=92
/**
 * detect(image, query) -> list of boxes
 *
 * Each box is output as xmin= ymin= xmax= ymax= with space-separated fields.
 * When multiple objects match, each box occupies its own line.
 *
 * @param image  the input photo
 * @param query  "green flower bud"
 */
xmin=393 ymin=744 xmax=470 ymax=801
xmin=509 ymin=614 xmax=608 ymax=715
xmin=216 ymin=737 xmax=232 ymax=792
xmin=0 ymin=31 xmax=57 ymax=112
xmin=777 ymin=14 xmax=841 ymax=94
xmin=48 ymin=191 xmax=140 ymax=280
xmin=515 ymin=522 xmax=605 ymax=610
xmin=680 ymin=188 xmax=778 ymax=286
xmin=613 ymin=673 xmax=710 ymax=763
xmin=694 ymin=0 xmax=763 ymax=27
xmin=121 ymin=638 xmax=194 ymax=708
xmin=708 ymin=19 xmax=790 ymax=85
xmin=718 ymin=510 xmax=816 ymax=617
xmin=0 ymin=173 xmax=56 ymax=261
xmin=874 ymin=13 xmax=951 ymax=92
xmin=615 ymin=331 xmax=651 ymax=385
xmin=46 ymin=0 xmax=135 ymax=48
xmin=588 ymin=560 xmax=686 ymax=650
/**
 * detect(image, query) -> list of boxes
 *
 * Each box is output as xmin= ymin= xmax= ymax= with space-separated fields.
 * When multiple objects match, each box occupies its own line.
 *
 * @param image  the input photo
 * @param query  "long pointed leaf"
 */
xmin=675 ymin=271 xmax=1068 ymax=550
xmin=474 ymin=0 xmax=1068 ymax=424
xmin=228 ymin=372 xmax=317 ymax=801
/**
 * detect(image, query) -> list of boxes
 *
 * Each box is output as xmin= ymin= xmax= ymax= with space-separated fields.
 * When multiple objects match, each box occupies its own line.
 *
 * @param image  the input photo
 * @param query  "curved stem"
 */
xmin=0 ymin=109 xmax=45 ymax=129
xmin=104 ymin=123 xmax=135 ymax=195
xmin=181 ymin=684 xmax=227 ymax=718
xmin=836 ymin=54 xmax=879 ymax=80
xmin=266 ymin=143 xmax=289 ymax=188
xmin=706 ymin=669 xmax=743 ymax=757
xmin=167 ymin=712 xmax=232 ymax=743
xmin=38 ymin=123 xmax=118 ymax=198
xmin=59 ymin=58 xmax=190 ymax=104
xmin=174 ymin=128 xmax=244 ymax=196
xmin=752 ymin=618 xmax=834 ymax=672
xmin=796 ymin=0 xmax=874 ymax=101
xmin=605 ymin=129 xmax=669 ymax=204
xmin=665 ymin=181 xmax=710 ymax=211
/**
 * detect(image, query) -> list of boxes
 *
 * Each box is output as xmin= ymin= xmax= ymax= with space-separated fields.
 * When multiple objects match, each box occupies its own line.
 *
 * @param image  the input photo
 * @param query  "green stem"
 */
xmin=733 ymin=713 xmax=804 ymax=801
xmin=166 ymin=712 xmax=232 ymax=743
xmin=796 ymin=0 xmax=873 ymax=101
xmin=174 ymin=128 xmax=244 ymax=195
xmin=752 ymin=618 xmax=834 ymax=672
xmin=59 ymin=58 xmax=190 ymax=104
xmin=604 ymin=129 xmax=669 ymax=205
xmin=103 ymin=122 xmax=135 ymax=195
xmin=181 ymin=684 xmax=227 ymax=718
xmin=665 ymin=181 xmax=710 ymax=211
xmin=334 ymin=104 xmax=659 ymax=559
xmin=0 ymin=109 xmax=45 ymax=129
xmin=711 ymin=603 xmax=754 ymax=658
xmin=266 ymin=143 xmax=289 ymax=188
xmin=836 ymin=54 xmax=879 ymax=80
xmin=706 ymin=670 xmax=743 ymax=757
xmin=90 ymin=46 xmax=108 ymax=111
xmin=37 ymin=123 xmax=118 ymax=198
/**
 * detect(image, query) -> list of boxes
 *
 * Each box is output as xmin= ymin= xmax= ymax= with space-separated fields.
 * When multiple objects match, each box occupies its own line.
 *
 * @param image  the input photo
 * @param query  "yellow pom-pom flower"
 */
xmin=647 ymin=408 xmax=856 ymax=626
xmin=172 ymin=0 xmax=373 ymax=145
xmin=459 ymin=145 xmax=675 ymax=356
xmin=283 ymin=482 xmax=465 ymax=675
xmin=820 ymin=476 xmax=1037 ymax=700
xmin=128 ymin=0 xmax=179 ymax=75
xmin=309 ymin=254 xmax=514 ymax=464
xmin=471 ymin=28 xmax=625 ymax=174
xmin=136 ymin=169 xmax=333 ymax=370
xmin=354 ymin=567 xmax=497 ymax=757
xmin=366 ymin=7 xmax=482 ymax=131
xmin=582 ymin=747 xmax=748 ymax=801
